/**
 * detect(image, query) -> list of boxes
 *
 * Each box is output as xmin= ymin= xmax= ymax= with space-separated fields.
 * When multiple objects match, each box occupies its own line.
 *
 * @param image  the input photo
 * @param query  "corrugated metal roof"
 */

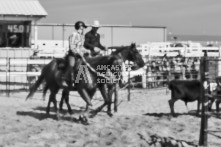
xmin=0 ymin=0 xmax=47 ymax=16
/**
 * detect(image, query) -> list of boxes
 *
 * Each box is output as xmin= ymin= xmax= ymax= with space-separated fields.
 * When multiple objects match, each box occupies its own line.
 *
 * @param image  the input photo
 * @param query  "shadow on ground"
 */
xmin=144 ymin=111 xmax=201 ymax=118
xmin=16 ymin=107 xmax=90 ymax=124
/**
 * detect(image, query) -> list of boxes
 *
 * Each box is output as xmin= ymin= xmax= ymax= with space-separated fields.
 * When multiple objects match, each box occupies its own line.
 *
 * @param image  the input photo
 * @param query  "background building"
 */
xmin=0 ymin=0 xmax=47 ymax=48
xmin=34 ymin=24 xmax=167 ymax=48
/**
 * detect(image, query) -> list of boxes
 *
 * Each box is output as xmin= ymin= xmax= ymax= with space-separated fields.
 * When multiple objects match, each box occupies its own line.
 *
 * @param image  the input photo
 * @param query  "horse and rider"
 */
xmin=26 ymin=20 xmax=145 ymax=122
xmin=61 ymin=20 xmax=107 ymax=88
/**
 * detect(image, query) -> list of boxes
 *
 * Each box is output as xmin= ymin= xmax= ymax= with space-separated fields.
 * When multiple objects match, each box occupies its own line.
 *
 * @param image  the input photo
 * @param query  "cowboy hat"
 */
xmin=92 ymin=20 xmax=101 ymax=28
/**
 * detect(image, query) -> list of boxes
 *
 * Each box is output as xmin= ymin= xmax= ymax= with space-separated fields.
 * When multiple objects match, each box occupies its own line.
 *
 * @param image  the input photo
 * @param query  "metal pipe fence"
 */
xmin=0 ymin=57 xmax=52 ymax=96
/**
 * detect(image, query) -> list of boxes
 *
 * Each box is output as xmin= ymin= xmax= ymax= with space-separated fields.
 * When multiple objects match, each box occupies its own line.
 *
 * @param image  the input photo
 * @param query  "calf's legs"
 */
xmin=168 ymin=99 xmax=177 ymax=116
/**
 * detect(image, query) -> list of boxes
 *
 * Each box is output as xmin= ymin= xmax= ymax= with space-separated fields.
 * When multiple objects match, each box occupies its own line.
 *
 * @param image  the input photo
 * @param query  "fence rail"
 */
xmin=0 ymin=56 xmax=206 ymax=93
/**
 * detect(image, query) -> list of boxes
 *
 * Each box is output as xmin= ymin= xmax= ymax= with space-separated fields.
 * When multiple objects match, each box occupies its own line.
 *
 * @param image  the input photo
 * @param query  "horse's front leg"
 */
xmin=60 ymin=89 xmax=72 ymax=115
xmin=97 ymin=83 xmax=112 ymax=117
xmin=77 ymin=88 xmax=93 ymax=124
xmin=114 ymin=83 xmax=119 ymax=112
xmin=47 ymin=89 xmax=60 ymax=120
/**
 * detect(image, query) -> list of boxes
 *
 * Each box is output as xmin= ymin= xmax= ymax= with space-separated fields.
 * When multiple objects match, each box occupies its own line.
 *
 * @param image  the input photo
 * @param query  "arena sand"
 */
xmin=0 ymin=88 xmax=221 ymax=147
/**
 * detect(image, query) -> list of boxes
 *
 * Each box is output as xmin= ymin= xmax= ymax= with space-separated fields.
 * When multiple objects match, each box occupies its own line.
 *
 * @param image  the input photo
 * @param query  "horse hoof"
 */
xmin=79 ymin=115 xmax=89 ymax=125
xmin=107 ymin=112 xmax=113 ymax=117
xmin=89 ymin=110 xmax=97 ymax=118
xmin=69 ymin=111 xmax=73 ymax=115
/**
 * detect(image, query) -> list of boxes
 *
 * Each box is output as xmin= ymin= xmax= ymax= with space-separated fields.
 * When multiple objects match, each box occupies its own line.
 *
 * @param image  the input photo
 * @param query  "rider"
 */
xmin=61 ymin=21 xmax=88 ymax=87
xmin=84 ymin=20 xmax=107 ymax=57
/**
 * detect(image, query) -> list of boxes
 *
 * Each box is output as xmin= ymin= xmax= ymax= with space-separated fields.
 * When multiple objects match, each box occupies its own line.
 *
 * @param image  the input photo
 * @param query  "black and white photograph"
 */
xmin=0 ymin=0 xmax=221 ymax=146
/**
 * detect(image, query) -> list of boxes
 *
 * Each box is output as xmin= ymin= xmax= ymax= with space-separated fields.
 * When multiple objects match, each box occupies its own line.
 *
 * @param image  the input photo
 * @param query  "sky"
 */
xmin=38 ymin=0 xmax=221 ymax=36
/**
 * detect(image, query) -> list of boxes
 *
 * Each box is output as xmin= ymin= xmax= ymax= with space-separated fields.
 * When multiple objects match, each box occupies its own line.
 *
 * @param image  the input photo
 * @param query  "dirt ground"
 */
xmin=0 ymin=88 xmax=221 ymax=147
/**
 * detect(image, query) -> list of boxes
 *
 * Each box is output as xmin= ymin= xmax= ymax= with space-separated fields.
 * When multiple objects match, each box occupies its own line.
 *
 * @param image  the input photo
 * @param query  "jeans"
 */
xmin=63 ymin=55 xmax=75 ymax=84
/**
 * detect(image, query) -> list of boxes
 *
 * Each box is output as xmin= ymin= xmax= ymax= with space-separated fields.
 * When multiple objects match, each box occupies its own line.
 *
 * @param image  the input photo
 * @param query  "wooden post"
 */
xmin=52 ymin=26 xmax=54 ymax=40
xmin=6 ymin=58 xmax=11 ymax=97
xmin=199 ymin=51 xmax=209 ymax=146
xmin=142 ymin=66 xmax=147 ymax=88
xmin=34 ymin=21 xmax=38 ymax=49
xmin=62 ymin=24 xmax=65 ymax=48
xmin=6 ymin=58 xmax=9 ymax=97
xmin=128 ymin=63 xmax=131 ymax=101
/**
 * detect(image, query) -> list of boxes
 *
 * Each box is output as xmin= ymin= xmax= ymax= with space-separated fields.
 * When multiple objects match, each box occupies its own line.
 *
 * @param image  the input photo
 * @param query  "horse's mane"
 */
xmin=109 ymin=46 xmax=129 ymax=55
xmin=86 ymin=55 xmax=116 ymax=68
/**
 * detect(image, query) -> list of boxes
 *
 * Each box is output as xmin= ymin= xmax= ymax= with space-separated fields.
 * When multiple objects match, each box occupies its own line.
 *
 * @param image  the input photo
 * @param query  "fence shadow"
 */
xmin=143 ymin=111 xmax=201 ymax=118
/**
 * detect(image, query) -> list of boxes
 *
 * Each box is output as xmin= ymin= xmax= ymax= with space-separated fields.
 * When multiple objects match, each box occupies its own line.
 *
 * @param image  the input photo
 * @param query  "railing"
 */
xmin=0 ymin=58 xmax=52 ymax=96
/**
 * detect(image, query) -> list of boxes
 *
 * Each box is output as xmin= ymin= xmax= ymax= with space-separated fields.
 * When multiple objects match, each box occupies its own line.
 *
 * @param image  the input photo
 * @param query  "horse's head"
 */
xmin=127 ymin=43 xmax=145 ymax=68
xmin=110 ymin=43 xmax=145 ymax=69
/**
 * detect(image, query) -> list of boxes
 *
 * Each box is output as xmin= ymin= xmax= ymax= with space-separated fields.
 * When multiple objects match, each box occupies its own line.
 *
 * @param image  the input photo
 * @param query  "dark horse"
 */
xmin=26 ymin=43 xmax=144 ymax=119
xmin=59 ymin=43 xmax=145 ymax=115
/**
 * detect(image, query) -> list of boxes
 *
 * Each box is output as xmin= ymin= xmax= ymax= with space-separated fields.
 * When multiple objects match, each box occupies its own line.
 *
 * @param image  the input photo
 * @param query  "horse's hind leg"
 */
xmin=46 ymin=95 xmax=52 ymax=115
xmin=59 ymin=89 xmax=66 ymax=111
xmin=50 ymin=88 xmax=60 ymax=120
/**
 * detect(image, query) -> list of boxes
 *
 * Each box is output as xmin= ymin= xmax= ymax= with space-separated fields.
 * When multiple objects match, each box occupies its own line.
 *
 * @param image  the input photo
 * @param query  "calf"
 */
xmin=168 ymin=80 xmax=203 ymax=116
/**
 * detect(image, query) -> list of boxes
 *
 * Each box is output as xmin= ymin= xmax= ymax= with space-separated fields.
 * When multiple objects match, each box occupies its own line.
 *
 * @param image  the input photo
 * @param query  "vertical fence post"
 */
xmin=52 ymin=26 xmax=54 ymax=40
xmin=62 ymin=24 xmax=65 ymax=48
xmin=6 ymin=58 xmax=8 ymax=96
xmin=127 ymin=62 xmax=131 ymax=101
xmin=142 ymin=66 xmax=147 ymax=88
xmin=6 ymin=58 xmax=11 ymax=97
xmin=199 ymin=51 xmax=209 ymax=146
xmin=34 ymin=22 xmax=38 ymax=49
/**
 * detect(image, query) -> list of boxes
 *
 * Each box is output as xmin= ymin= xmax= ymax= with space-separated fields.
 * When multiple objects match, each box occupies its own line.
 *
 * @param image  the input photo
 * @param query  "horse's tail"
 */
xmin=26 ymin=69 xmax=45 ymax=100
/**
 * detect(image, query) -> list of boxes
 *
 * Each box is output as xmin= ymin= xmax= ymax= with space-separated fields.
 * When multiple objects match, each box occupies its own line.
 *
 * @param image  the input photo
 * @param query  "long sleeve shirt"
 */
xmin=68 ymin=31 xmax=85 ymax=54
xmin=84 ymin=30 xmax=105 ymax=52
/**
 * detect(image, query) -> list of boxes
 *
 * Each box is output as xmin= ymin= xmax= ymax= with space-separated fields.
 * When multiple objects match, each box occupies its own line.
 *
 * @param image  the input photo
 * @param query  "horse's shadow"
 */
xmin=32 ymin=106 xmax=85 ymax=114
xmin=144 ymin=110 xmax=201 ymax=118
xmin=16 ymin=106 xmax=89 ymax=123
xmin=16 ymin=111 xmax=60 ymax=121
